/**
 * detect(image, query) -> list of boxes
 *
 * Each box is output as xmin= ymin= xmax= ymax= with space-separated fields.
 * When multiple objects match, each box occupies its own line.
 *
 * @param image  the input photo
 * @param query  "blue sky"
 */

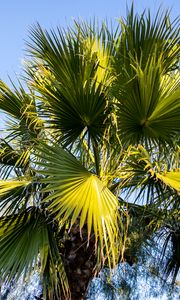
xmin=0 ymin=0 xmax=179 ymax=83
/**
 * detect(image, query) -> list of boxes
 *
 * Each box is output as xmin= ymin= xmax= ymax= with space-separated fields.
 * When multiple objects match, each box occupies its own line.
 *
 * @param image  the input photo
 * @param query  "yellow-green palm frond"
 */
xmin=0 ymin=179 xmax=31 ymax=195
xmin=35 ymin=143 xmax=121 ymax=268
xmin=117 ymin=145 xmax=180 ymax=206
xmin=0 ymin=81 xmax=22 ymax=119
xmin=77 ymin=20 xmax=116 ymax=85
xmin=156 ymin=171 xmax=180 ymax=194
xmin=0 ymin=179 xmax=32 ymax=214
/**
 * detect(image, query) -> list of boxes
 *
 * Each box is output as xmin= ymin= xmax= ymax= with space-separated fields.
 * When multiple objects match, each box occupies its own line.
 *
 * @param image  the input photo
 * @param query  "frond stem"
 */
xmin=92 ymin=139 xmax=100 ymax=177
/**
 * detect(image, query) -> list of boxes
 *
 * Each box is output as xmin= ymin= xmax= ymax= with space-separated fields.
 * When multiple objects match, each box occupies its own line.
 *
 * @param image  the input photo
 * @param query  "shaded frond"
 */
xmin=0 ymin=81 xmax=22 ymax=119
xmin=26 ymin=23 xmax=115 ymax=147
xmin=114 ymin=55 xmax=180 ymax=145
xmin=0 ymin=207 xmax=70 ymax=299
xmin=112 ymin=6 xmax=180 ymax=146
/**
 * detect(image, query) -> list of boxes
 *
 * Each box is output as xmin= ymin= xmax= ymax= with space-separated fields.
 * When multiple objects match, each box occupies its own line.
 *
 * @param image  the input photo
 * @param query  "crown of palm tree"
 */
xmin=0 ymin=5 xmax=179 ymax=299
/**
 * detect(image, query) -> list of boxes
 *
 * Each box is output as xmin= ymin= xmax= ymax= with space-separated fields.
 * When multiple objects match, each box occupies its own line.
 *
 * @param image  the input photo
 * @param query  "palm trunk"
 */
xmin=63 ymin=224 xmax=97 ymax=300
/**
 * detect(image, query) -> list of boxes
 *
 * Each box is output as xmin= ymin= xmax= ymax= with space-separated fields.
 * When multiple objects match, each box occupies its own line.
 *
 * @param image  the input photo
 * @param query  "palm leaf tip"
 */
xmin=0 ymin=179 xmax=31 ymax=195
xmin=156 ymin=171 xmax=180 ymax=194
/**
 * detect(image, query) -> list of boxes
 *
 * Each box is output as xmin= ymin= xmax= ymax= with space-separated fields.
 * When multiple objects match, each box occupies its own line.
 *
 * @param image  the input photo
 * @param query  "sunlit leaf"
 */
xmin=35 ymin=143 xmax=120 ymax=267
xmin=156 ymin=171 xmax=180 ymax=194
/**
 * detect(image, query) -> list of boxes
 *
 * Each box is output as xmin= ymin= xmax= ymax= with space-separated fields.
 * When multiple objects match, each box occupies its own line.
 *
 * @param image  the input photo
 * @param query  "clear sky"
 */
xmin=0 ymin=0 xmax=179 ymax=83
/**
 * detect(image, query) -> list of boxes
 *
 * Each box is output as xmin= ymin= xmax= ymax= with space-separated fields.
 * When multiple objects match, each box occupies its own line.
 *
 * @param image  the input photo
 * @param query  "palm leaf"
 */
xmin=0 ymin=207 xmax=70 ymax=299
xmin=0 ymin=179 xmax=31 ymax=195
xmin=112 ymin=6 xmax=180 ymax=146
xmin=0 ymin=140 xmax=30 ymax=178
xmin=156 ymin=171 xmax=180 ymax=194
xmin=0 ymin=178 xmax=34 ymax=214
xmin=35 ymin=143 xmax=120 ymax=267
xmin=0 ymin=81 xmax=43 ymax=140
xmin=26 ymin=23 xmax=114 ymax=147
xmin=0 ymin=144 xmax=21 ymax=179
xmin=114 ymin=55 xmax=180 ymax=145
xmin=116 ymin=5 xmax=179 ymax=72
xmin=117 ymin=146 xmax=180 ymax=206
xmin=0 ymin=183 xmax=30 ymax=215
xmin=0 ymin=81 xmax=22 ymax=119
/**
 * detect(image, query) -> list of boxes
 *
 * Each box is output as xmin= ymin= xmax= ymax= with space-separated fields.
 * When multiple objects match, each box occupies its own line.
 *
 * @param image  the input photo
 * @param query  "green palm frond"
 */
xmin=117 ymin=5 xmax=179 ymax=71
xmin=112 ymin=7 xmax=180 ymax=146
xmin=0 ymin=140 xmax=27 ymax=168
xmin=0 ymin=207 xmax=70 ymax=299
xmin=35 ymin=143 xmax=120 ymax=267
xmin=114 ymin=55 xmax=180 ymax=145
xmin=0 ymin=144 xmax=21 ymax=179
xmin=0 ymin=81 xmax=43 ymax=141
xmin=117 ymin=145 xmax=180 ymax=206
xmin=0 ymin=183 xmax=30 ymax=214
xmin=26 ymin=23 xmax=115 ymax=147
xmin=0 ymin=81 xmax=22 ymax=119
xmin=0 ymin=140 xmax=30 ymax=179
xmin=74 ymin=20 xmax=117 ymax=84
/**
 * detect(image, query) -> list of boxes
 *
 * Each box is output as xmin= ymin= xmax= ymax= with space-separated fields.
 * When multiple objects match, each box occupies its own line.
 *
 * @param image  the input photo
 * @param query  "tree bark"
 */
xmin=62 ymin=223 xmax=97 ymax=300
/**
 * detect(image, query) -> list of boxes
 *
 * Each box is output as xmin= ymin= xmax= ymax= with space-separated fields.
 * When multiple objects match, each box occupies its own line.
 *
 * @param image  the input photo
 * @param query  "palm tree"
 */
xmin=0 ymin=5 xmax=179 ymax=299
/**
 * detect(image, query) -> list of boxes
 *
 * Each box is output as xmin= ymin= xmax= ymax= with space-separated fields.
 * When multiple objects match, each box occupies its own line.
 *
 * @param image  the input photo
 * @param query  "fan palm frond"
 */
xmin=0 ymin=207 xmax=70 ymax=299
xmin=117 ymin=145 xmax=180 ymax=206
xmin=26 ymin=22 xmax=115 ymax=147
xmin=35 ymin=142 xmax=121 ymax=267
xmin=113 ymin=54 xmax=180 ymax=145
xmin=116 ymin=5 xmax=179 ymax=72
xmin=0 ymin=140 xmax=30 ymax=179
xmin=112 ymin=6 xmax=180 ymax=146
xmin=0 ymin=178 xmax=34 ymax=214
xmin=0 ymin=80 xmax=22 ymax=119
xmin=0 ymin=81 xmax=43 ymax=141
